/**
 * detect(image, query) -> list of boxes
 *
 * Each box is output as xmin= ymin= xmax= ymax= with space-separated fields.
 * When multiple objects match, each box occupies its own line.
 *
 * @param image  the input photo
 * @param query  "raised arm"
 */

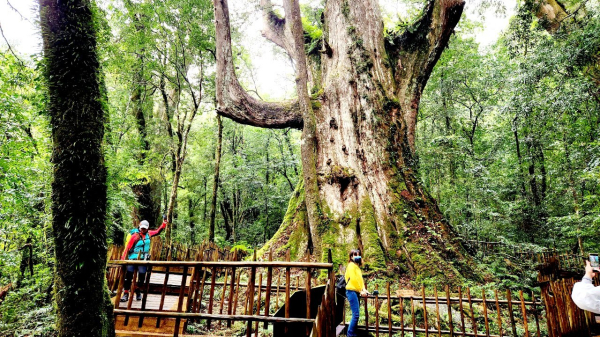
xmin=213 ymin=0 xmax=303 ymax=129
xmin=149 ymin=220 xmax=168 ymax=237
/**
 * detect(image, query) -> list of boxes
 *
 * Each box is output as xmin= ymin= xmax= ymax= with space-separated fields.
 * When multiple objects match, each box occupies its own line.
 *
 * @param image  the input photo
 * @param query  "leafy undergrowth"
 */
xmin=473 ymin=252 xmax=540 ymax=292
xmin=0 ymin=265 xmax=56 ymax=337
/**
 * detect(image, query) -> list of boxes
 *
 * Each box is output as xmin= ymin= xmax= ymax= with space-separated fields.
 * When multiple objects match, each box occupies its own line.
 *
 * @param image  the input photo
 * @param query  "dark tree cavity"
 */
xmin=39 ymin=0 xmax=115 ymax=335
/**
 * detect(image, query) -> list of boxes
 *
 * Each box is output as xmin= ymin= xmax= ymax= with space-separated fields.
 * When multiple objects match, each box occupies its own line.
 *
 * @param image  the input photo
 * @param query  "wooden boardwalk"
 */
xmin=114 ymin=294 xmax=188 ymax=336
xmin=113 ymin=272 xmax=190 ymax=336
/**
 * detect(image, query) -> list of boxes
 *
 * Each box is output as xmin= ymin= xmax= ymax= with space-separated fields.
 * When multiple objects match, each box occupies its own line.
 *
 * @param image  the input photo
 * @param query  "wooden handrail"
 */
xmin=114 ymin=309 xmax=315 ymax=323
xmin=363 ymin=294 xmax=539 ymax=305
xmin=108 ymin=260 xmax=333 ymax=269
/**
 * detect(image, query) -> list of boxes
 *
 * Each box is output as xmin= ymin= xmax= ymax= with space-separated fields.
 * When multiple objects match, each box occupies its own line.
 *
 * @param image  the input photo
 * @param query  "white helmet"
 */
xmin=139 ymin=220 xmax=150 ymax=229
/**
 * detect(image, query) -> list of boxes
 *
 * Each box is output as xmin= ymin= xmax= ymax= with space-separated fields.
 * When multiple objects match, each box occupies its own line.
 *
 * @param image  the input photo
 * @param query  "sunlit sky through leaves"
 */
xmin=0 ymin=0 xmax=514 ymax=99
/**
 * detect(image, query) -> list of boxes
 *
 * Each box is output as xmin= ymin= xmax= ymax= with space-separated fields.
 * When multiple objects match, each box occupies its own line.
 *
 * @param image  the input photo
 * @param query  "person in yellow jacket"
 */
xmin=345 ymin=249 xmax=368 ymax=337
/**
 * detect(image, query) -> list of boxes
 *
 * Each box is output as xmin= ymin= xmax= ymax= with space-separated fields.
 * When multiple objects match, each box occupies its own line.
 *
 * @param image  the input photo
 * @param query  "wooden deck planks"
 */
xmin=113 ymin=294 xmax=184 ymax=311
xmin=114 ymin=316 xmax=184 ymax=336
xmin=149 ymin=272 xmax=192 ymax=287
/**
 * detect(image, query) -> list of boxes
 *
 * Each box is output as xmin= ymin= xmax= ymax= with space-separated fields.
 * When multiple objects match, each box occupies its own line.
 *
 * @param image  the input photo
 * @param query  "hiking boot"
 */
xmin=120 ymin=292 xmax=129 ymax=302
xmin=135 ymin=288 xmax=142 ymax=301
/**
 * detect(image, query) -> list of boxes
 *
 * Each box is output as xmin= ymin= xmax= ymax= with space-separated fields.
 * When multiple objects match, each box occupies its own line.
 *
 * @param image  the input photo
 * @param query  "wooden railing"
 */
xmin=310 ymin=250 xmax=336 ymax=337
xmin=147 ymin=238 xmax=247 ymax=262
xmin=328 ymin=250 xmax=594 ymax=337
xmin=541 ymin=277 xmax=594 ymax=336
xmin=109 ymin=250 xmax=334 ymax=337
xmin=107 ymin=241 xmax=597 ymax=337
xmin=339 ymin=284 xmax=548 ymax=337
xmin=107 ymin=238 xmax=246 ymax=263
xmin=106 ymin=239 xmax=246 ymax=292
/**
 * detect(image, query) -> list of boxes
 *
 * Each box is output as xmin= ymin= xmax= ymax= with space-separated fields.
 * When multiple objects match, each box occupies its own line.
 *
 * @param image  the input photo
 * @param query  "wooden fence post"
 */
xmin=264 ymin=249 xmax=273 ymax=329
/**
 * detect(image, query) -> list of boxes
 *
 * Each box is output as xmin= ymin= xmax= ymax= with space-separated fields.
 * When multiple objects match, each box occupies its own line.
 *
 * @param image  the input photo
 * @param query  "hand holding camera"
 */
xmin=590 ymin=254 xmax=600 ymax=272
xmin=584 ymin=254 xmax=600 ymax=280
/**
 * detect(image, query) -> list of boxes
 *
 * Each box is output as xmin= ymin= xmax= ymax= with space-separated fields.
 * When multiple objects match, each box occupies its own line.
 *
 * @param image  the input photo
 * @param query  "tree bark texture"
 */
xmin=214 ymin=0 xmax=474 ymax=282
xmin=131 ymin=180 xmax=161 ymax=227
xmin=38 ymin=0 xmax=115 ymax=335
xmin=112 ymin=211 xmax=125 ymax=246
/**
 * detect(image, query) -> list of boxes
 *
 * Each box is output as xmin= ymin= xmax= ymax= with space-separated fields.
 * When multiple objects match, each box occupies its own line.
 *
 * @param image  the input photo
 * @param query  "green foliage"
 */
xmin=0 ymin=48 xmax=55 ymax=335
xmin=0 ymin=263 xmax=55 ymax=336
xmin=230 ymin=241 xmax=253 ymax=253
xmin=101 ymin=0 xmax=300 ymax=248
xmin=302 ymin=17 xmax=322 ymax=41
xmin=0 ymin=51 xmax=50 ymax=258
xmin=417 ymin=7 xmax=600 ymax=254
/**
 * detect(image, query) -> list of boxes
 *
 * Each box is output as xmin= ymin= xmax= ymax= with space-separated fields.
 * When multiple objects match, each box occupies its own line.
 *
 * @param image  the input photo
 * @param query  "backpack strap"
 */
xmin=128 ymin=233 xmax=145 ymax=258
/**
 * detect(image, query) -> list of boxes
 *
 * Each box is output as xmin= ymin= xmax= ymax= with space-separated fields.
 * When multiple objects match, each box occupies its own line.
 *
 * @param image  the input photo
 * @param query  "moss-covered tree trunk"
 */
xmin=39 ymin=0 xmax=115 ymax=335
xmin=214 ymin=0 xmax=474 ymax=283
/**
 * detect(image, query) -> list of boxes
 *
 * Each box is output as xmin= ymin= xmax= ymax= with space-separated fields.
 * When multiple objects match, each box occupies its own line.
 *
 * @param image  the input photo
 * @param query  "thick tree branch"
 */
xmin=386 ymin=0 xmax=465 ymax=151
xmin=213 ymin=0 xmax=303 ymax=129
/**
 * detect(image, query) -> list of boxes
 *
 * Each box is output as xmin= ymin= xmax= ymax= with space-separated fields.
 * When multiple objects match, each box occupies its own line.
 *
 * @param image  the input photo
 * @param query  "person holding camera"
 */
xmin=571 ymin=260 xmax=600 ymax=314
xmin=345 ymin=249 xmax=368 ymax=337
xmin=120 ymin=217 xmax=168 ymax=302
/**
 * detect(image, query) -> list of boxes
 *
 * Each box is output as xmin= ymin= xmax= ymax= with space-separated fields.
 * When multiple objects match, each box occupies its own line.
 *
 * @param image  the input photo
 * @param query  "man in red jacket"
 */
xmin=120 ymin=217 xmax=167 ymax=302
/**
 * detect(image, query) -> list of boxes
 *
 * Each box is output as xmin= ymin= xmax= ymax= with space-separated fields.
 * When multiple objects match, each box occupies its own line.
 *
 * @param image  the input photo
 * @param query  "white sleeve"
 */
xmin=572 ymin=278 xmax=600 ymax=314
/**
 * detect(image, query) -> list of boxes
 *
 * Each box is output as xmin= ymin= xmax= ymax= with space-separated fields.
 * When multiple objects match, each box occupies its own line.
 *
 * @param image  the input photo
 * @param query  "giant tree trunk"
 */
xmin=39 ymin=0 xmax=115 ymax=335
xmin=214 ymin=0 xmax=474 ymax=282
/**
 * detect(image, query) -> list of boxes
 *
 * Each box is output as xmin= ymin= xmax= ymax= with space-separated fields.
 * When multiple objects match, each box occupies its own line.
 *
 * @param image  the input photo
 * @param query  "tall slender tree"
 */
xmin=209 ymin=115 xmax=223 ymax=242
xmin=125 ymin=0 xmax=162 ymax=228
xmin=214 ymin=0 xmax=474 ymax=280
xmin=38 ymin=0 xmax=114 ymax=335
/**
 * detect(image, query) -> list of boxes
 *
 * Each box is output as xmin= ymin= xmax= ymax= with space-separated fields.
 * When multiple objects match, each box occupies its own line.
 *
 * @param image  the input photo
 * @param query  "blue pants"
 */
xmin=124 ymin=265 xmax=147 ymax=291
xmin=346 ymin=290 xmax=360 ymax=337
